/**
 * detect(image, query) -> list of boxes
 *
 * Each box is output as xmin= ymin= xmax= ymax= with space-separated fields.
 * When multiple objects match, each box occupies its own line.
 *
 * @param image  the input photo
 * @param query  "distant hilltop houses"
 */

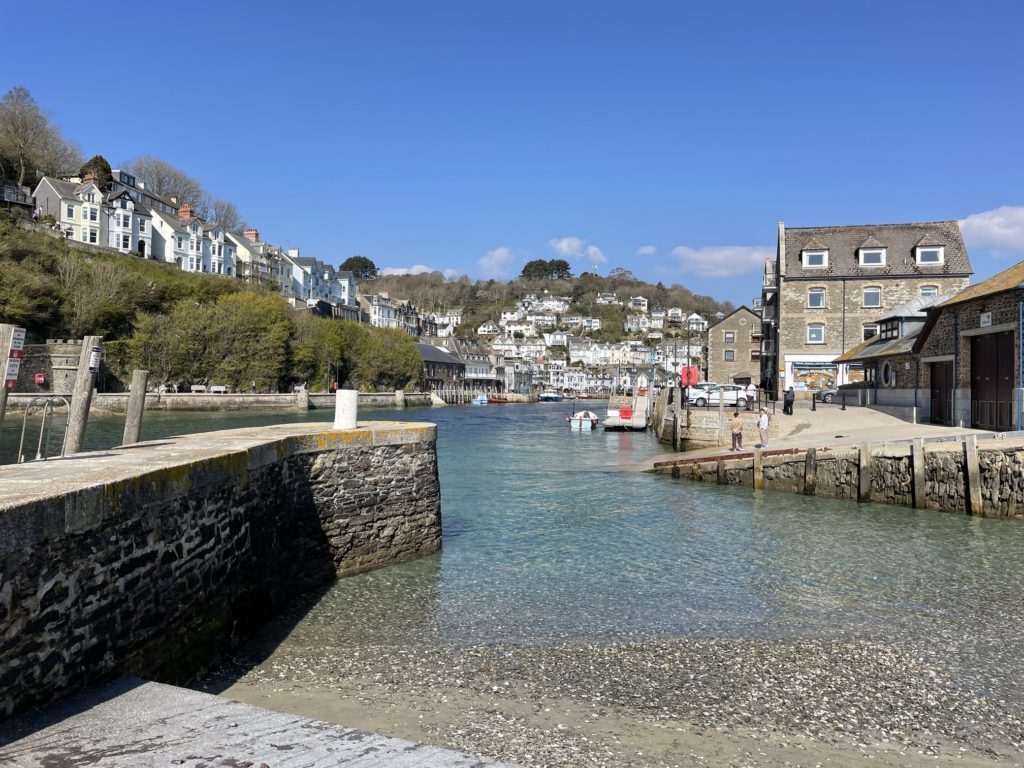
xmin=15 ymin=170 xmax=724 ymax=396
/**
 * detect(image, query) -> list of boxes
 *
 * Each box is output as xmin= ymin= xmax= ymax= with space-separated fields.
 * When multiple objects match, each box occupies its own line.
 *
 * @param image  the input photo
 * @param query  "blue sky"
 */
xmin=6 ymin=1 xmax=1024 ymax=304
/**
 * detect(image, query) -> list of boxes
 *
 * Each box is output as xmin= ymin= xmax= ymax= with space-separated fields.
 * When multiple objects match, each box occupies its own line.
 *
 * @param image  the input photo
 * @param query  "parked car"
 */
xmin=816 ymin=387 xmax=839 ymax=403
xmin=684 ymin=382 xmax=719 ymax=400
xmin=692 ymin=384 xmax=748 ymax=408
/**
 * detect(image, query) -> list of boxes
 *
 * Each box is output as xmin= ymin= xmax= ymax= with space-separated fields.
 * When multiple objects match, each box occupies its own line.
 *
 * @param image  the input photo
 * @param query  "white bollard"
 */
xmin=334 ymin=389 xmax=358 ymax=430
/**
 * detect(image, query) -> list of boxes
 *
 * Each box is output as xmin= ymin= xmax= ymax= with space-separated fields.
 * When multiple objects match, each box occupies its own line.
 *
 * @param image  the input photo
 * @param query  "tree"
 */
xmin=339 ymin=255 xmax=378 ymax=280
xmin=124 ymin=156 xmax=208 ymax=214
xmin=0 ymin=87 xmax=82 ymax=185
xmin=607 ymin=267 xmax=636 ymax=281
xmin=210 ymin=199 xmax=246 ymax=232
xmin=549 ymin=259 xmax=573 ymax=280
xmin=520 ymin=259 xmax=552 ymax=280
xmin=79 ymin=155 xmax=113 ymax=188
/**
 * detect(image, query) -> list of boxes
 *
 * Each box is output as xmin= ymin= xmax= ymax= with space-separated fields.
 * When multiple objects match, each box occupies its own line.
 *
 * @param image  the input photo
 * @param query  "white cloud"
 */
xmin=636 ymin=245 xmax=657 ymax=256
xmin=670 ymin=245 xmax=772 ymax=278
xmin=960 ymin=206 xmax=1024 ymax=255
xmin=477 ymin=246 xmax=516 ymax=277
xmin=379 ymin=264 xmax=436 ymax=276
xmin=548 ymin=236 xmax=607 ymax=264
xmin=443 ymin=268 xmax=460 ymax=280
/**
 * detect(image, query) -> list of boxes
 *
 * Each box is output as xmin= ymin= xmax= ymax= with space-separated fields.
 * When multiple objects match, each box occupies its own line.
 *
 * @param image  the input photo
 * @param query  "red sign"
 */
xmin=679 ymin=366 xmax=700 ymax=386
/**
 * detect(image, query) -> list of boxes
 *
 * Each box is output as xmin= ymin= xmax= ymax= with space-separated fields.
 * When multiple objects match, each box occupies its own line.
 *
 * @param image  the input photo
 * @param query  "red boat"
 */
xmin=487 ymin=396 xmax=511 ymax=404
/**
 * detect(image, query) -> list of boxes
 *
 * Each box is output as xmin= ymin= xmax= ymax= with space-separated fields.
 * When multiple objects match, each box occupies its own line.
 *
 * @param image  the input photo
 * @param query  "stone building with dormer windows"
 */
xmin=759 ymin=220 xmax=972 ymax=397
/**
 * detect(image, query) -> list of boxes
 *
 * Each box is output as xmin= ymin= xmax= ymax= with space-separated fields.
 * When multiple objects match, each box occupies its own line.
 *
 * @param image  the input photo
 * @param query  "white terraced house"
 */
xmin=32 ymin=177 xmax=105 ymax=245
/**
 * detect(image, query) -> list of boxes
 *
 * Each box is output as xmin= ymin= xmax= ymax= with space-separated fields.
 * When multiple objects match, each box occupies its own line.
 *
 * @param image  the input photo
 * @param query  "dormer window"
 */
xmin=916 ymin=246 xmax=944 ymax=265
xmin=859 ymin=248 xmax=886 ymax=267
xmin=802 ymin=249 xmax=828 ymax=268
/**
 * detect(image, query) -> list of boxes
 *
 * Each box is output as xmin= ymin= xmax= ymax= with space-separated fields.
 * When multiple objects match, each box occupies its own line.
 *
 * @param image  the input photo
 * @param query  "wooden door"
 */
xmin=929 ymin=360 xmax=953 ymax=425
xmin=971 ymin=331 xmax=1014 ymax=431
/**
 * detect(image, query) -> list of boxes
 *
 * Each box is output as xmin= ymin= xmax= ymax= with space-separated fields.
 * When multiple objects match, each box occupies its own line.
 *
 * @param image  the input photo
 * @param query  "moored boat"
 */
xmin=538 ymin=390 xmax=564 ymax=402
xmin=487 ymin=396 xmax=511 ymax=404
xmin=567 ymin=409 xmax=600 ymax=431
xmin=471 ymin=393 xmax=488 ymax=405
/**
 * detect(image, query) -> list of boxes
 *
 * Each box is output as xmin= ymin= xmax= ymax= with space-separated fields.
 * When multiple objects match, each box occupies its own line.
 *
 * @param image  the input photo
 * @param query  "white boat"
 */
xmin=538 ymin=390 xmax=564 ymax=402
xmin=471 ymin=393 xmax=488 ymax=405
xmin=567 ymin=410 xmax=600 ymax=431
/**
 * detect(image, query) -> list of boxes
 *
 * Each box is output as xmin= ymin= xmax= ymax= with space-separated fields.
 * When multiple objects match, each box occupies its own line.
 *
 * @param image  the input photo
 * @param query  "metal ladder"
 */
xmin=17 ymin=396 xmax=71 ymax=463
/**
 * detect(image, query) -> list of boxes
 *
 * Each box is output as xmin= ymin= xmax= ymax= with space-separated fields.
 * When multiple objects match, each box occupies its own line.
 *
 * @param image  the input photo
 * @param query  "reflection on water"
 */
xmin=5 ymin=402 xmax=1024 ymax=703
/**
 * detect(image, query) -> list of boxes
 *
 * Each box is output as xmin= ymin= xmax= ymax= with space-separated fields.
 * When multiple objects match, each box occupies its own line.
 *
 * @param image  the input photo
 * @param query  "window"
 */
xmin=916 ymin=246 xmax=944 ymax=265
xmin=802 ymin=250 xmax=828 ymax=268
xmin=119 ymin=234 xmax=131 ymax=249
xmin=807 ymin=323 xmax=825 ymax=343
xmin=859 ymin=248 xmax=886 ymax=266
xmin=750 ymin=350 xmax=761 ymax=361
xmin=724 ymin=331 xmax=735 ymax=343
xmin=863 ymin=323 xmax=879 ymax=340
xmin=85 ymin=192 xmax=95 ymax=203
xmin=807 ymin=287 xmax=825 ymax=308
xmin=724 ymin=350 xmax=735 ymax=362
xmin=920 ymin=284 xmax=938 ymax=299
xmin=863 ymin=286 xmax=881 ymax=307
xmin=66 ymin=204 xmax=74 ymax=219
xmin=87 ymin=229 xmax=97 ymax=244
xmin=138 ymin=220 xmax=146 ymax=233
xmin=176 ymin=236 xmax=184 ymax=249
xmin=881 ymin=321 xmax=899 ymax=340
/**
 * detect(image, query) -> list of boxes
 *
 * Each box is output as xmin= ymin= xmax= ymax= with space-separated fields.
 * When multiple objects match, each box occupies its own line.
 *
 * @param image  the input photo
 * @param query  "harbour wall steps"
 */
xmin=652 ymin=434 xmax=1024 ymax=519
xmin=0 ymin=421 xmax=442 ymax=719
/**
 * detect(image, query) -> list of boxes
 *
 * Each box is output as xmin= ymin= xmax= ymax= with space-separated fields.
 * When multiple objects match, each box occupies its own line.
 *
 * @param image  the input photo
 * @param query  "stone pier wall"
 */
xmin=0 ymin=422 xmax=441 ymax=718
xmin=654 ymin=437 xmax=1024 ymax=519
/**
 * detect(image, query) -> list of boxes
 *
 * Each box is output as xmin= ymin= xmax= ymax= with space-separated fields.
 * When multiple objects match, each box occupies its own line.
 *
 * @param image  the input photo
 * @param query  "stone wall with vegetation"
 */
xmin=0 ymin=423 xmax=440 ymax=718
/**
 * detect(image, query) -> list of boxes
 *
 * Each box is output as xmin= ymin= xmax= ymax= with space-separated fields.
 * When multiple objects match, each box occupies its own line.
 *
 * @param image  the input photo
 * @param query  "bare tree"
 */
xmin=210 ymin=199 xmax=246 ymax=232
xmin=0 ymin=86 xmax=82 ymax=185
xmin=123 ymin=156 xmax=209 ymax=216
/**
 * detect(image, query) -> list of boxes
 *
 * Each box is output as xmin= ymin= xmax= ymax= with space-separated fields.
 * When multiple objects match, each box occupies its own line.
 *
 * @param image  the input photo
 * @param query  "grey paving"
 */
xmin=0 ymin=678 xmax=518 ymax=767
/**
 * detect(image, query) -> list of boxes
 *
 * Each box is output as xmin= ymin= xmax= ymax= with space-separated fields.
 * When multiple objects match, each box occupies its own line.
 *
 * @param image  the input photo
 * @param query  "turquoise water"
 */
xmin=5 ymin=402 xmax=1024 ymax=703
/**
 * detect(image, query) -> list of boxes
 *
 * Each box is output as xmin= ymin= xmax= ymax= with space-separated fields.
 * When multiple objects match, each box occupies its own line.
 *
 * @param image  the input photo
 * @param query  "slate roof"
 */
xmin=708 ymin=305 xmax=756 ymax=330
xmin=936 ymin=259 xmax=1024 ymax=307
xmin=415 ymin=343 xmax=464 ymax=366
xmin=782 ymin=221 xmax=972 ymax=279
xmin=835 ymin=331 xmax=920 ymax=363
xmin=43 ymin=178 xmax=84 ymax=199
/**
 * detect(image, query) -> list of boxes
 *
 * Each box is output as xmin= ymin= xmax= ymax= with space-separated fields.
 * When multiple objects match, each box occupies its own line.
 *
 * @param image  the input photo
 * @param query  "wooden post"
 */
xmin=803 ymin=447 xmax=817 ymax=496
xmin=693 ymin=462 xmax=702 ymax=482
xmin=671 ymin=464 xmax=681 ymax=479
xmin=858 ymin=441 xmax=872 ymax=502
xmin=963 ymin=434 xmax=983 ymax=516
xmin=121 ymin=369 xmax=149 ymax=445
xmin=911 ymin=438 xmax=926 ymax=509
xmin=716 ymin=459 xmax=725 ymax=484
xmin=0 ymin=324 xmax=13 ymax=434
xmin=65 ymin=336 xmax=102 ymax=455
xmin=753 ymin=448 xmax=764 ymax=489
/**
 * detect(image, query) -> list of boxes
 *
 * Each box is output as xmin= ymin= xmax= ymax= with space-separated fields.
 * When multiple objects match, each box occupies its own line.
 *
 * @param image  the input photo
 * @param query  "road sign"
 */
xmin=88 ymin=346 xmax=102 ymax=374
xmin=9 ymin=327 xmax=25 ymax=352
xmin=4 ymin=357 xmax=21 ymax=390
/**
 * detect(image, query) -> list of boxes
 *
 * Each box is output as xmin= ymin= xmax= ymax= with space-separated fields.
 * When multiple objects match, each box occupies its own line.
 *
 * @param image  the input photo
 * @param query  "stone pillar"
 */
xmin=803 ymin=448 xmax=817 ymax=496
xmin=858 ymin=441 xmax=872 ymax=502
xmin=911 ymin=438 xmax=926 ymax=509
xmin=395 ymin=389 xmax=406 ymax=408
xmin=963 ymin=435 xmax=983 ymax=516
xmin=334 ymin=389 xmax=358 ymax=430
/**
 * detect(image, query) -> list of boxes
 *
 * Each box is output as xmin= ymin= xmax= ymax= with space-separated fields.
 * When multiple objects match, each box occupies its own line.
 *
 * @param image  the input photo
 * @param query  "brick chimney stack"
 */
xmin=178 ymin=203 xmax=193 ymax=219
xmin=244 ymin=227 xmax=260 ymax=242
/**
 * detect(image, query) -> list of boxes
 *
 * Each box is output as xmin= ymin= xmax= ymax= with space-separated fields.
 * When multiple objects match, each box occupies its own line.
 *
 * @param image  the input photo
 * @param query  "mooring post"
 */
xmin=858 ymin=441 xmax=872 ymax=502
xmin=334 ymin=389 xmax=359 ymax=429
xmin=716 ymin=459 xmax=725 ymax=484
xmin=65 ymin=335 xmax=103 ymax=455
xmin=964 ymin=434 xmax=983 ymax=516
xmin=803 ymin=447 xmax=817 ymax=495
xmin=122 ymin=369 xmax=149 ymax=445
xmin=753 ymin=448 xmax=764 ymax=489
xmin=395 ymin=389 xmax=406 ymax=409
xmin=0 ymin=324 xmax=14 ymax=434
xmin=911 ymin=438 xmax=926 ymax=509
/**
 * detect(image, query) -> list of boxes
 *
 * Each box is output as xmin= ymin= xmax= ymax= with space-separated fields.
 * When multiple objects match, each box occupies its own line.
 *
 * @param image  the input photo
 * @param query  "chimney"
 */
xmin=82 ymin=171 xmax=96 ymax=185
xmin=179 ymin=203 xmax=193 ymax=219
xmin=244 ymin=227 xmax=260 ymax=242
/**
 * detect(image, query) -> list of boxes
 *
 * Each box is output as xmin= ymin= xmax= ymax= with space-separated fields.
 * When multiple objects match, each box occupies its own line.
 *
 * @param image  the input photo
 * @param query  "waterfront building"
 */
xmin=760 ymin=220 xmax=973 ymax=396
xmin=415 ymin=343 xmax=465 ymax=390
xmin=707 ymin=306 xmax=762 ymax=387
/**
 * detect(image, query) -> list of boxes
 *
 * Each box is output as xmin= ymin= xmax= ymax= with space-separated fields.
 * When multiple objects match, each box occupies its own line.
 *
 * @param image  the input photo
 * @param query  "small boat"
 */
xmin=567 ymin=409 xmax=600 ymax=431
xmin=471 ymin=393 xmax=488 ymax=405
xmin=538 ymin=390 xmax=564 ymax=402
xmin=487 ymin=396 xmax=511 ymax=404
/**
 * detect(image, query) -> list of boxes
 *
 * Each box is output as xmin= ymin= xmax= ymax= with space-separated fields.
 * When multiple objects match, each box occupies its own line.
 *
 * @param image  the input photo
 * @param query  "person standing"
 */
xmin=757 ymin=408 xmax=770 ymax=447
xmin=729 ymin=410 xmax=744 ymax=451
xmin=783 ymin=386 xmax=795 ymax=415
xmin=744 ymin=381 xmax=757 ymax=410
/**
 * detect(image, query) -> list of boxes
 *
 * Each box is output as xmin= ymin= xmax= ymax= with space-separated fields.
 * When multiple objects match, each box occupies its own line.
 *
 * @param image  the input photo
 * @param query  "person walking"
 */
xmin=744 ymin=381 xmax=757 ymax=410
xmin=729 ymin=410 xmax=744 ymax=451
xmin=783 ymin=386 xmax=795 ymax=415
xmin=757 ymin=407 xmax=770 ymax=448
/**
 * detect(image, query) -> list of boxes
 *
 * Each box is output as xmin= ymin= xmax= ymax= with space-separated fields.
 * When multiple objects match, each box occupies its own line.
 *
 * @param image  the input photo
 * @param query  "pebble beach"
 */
xmin=203 ymin=636 xmax=1024 ymax=768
